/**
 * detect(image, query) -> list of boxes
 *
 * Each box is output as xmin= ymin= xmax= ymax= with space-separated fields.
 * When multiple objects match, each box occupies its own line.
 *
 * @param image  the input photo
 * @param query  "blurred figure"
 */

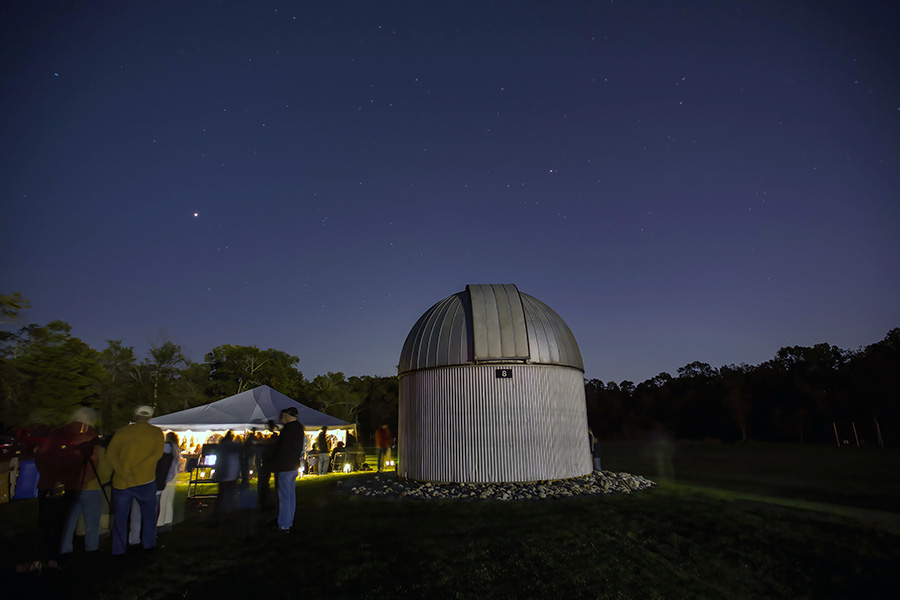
xmin=246 ymin=429 xmax=261 ymax=474
xmin=271 ymin=407 xmax=305 ymax=532
xmin=106 ymin=405 xmax=164 ymax=556
xmin=216 ymin=430 xmax=241 ymax=517
xmin=330 ymin=441 xmax=345 ymax=473
xmin=316 ymin=426 xmax=330 ymax=475
xmin=24 ymin=407 xmax=101 ymax=571
xmin=238 ymin=477 xmax=257 ymax=538
xmin=646 ymin=425 xmax=675 ymax=483
xmin=257 ymin=420 xmax=278 ymax=511
xmin=588 ymin=428 xmax=602 ymax=472
xmin=238 ymin=432 xmax=259 ymax=538
xmin=346 ymin=435 xmax=365 ymax=471
xmin=375 ymin=424 xmax=393 ymax=472
xmin=156 ymin=432 xmax=182 ymax=532
xmin=239 ymin=432 xmax=254 ymax=484
xmin=61 ymin=409 xmax=111 ymax=556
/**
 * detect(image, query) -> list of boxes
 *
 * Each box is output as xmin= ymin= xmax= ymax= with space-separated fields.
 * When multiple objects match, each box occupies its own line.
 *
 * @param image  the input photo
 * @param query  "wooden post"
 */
xmin=875 ymin=417 xmax=884 ymax=448
xmin=833 ymin=422 xmax=840 ymax=448
xmin=852 ymin=422 xmax=860 ymax=447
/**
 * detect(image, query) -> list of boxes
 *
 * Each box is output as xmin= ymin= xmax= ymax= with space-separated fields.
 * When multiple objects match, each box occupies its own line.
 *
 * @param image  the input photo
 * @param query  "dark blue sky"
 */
xmin=2 ymin=1 xmax=898 ymax=384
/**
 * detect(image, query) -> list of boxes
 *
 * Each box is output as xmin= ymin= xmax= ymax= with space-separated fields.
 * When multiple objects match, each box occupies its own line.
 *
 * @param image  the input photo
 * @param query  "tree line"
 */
xmin=2 ymin=293 xmax=897 ymax=445
xmin=0 ymin=294 xmax=397 ymax=443
xmin=585 ymin=328 xmax=900 ymax=445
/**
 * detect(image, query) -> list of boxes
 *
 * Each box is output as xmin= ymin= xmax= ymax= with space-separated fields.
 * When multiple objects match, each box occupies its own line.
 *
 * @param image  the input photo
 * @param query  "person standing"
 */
xmin=257 ymin=421 xmax=278 ymax=511
xmin=375 ymin=424 xmax=393 ymax=472
xmin=245 ymin=429 xmax=261 ymax=474
xmin=60 ymin=408 xmax=110 ymax=555
xmin=271 ymin=408 xmax=305 ymax=533
xmin=28 ymin=407 xmax=101 ymax=570
xmin=316 ymin=426 xmax=330 ymax=475
xmin=588 ymin=428 xmax=602 ymax=472
xmin=215 ymin=430 xmax=241 ymax=516
xmin=156 ymin=432 xmax=181 ymax=531
xmin=106 ymin=405 xmax=164 ymax=556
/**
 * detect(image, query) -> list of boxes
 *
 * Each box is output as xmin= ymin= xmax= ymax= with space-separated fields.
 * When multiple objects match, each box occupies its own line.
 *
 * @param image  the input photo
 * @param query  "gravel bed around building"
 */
xmin=337 ymin=471 xmax=656 ymax=501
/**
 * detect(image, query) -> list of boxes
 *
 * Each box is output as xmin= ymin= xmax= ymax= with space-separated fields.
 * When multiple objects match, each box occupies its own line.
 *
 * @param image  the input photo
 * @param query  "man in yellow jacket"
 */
xmin=106 ymin=405 xmax=164 ymax=555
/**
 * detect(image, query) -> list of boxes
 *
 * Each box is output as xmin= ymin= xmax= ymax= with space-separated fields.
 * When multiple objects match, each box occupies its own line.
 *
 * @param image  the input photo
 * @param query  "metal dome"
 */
xmin=399 ymin=284 xmax=584 ymax=374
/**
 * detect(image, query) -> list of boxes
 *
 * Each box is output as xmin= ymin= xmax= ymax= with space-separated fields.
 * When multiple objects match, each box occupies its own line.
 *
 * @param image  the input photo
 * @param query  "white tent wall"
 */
xmin=149 ymin=385 xmax=355 ymax=452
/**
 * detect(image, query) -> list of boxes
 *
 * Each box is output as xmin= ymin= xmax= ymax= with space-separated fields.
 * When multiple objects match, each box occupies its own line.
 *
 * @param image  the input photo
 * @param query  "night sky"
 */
xmin=2 ymin=1 xmax=898 ymax=384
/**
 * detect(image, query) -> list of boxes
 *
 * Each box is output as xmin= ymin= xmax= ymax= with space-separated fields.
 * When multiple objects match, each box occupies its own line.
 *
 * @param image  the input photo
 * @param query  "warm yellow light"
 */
xmin=343 ymin=463 xmax=351 ymax=473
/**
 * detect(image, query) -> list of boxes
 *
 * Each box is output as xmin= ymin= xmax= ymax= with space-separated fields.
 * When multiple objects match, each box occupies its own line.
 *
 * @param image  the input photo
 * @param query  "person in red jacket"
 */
xmin=374 ymin=424 xmax=393 ymax=472
xmin=25 ymin=407 xmax=100 ymax=572
xmin=60 ymin=409 xmax=108 ymax=555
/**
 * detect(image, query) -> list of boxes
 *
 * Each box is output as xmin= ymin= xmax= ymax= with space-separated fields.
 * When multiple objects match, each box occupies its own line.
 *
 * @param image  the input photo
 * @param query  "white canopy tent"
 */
xmin=149 ymin=385 xmax=353 ymax=452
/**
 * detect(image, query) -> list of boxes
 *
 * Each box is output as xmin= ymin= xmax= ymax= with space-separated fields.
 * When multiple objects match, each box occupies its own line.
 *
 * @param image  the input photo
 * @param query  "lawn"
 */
xmin=2 ymin=442 xmax=898 ymax=599
xmin=600 ymin=440 xmax=900 ymax=513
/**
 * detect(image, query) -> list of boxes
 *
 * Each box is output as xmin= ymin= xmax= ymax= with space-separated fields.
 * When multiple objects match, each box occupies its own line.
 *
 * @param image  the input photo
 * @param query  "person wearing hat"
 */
xmin=21 ymin=407 xmax=103 ymax=572
xmin=106 ymin=405 xmax=164 ymax=555
xmin=60 ymin=407 xmax=110 ymax=556
xmin=270 ymin=407 xmax=305 ymax=532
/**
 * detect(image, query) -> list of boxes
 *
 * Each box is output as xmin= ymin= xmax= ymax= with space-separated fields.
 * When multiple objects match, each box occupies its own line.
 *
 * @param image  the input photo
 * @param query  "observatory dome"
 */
xmin=397 ymin=284 xmax=591 ymax=483
xmin=399 ymin=284 xmax=583 ymax=374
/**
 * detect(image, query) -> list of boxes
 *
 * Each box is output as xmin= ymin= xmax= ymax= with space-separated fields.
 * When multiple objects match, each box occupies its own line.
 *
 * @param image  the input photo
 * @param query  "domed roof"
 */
xmin=399 ymin=284 xmax=584 ymax=374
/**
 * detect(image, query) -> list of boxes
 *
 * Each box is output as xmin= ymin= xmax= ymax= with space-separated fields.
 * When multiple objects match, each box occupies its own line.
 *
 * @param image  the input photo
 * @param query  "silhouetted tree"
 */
xmin=205 ymin=344 xmax=305 ymax=399
xmin=0 ymin=321 xmax=101 ymax=426
xmin=309 ymin=372 xmax=365 ymax=423
xmin=95 ymin=340 xmax=139 ymax=433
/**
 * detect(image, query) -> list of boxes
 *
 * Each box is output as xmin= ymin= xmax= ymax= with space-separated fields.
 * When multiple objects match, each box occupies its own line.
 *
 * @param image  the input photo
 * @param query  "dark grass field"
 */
xmin=2 ymin=442 xmax=898 ymax=599
xmin=602 ymin=440 xmax=900 ymax=513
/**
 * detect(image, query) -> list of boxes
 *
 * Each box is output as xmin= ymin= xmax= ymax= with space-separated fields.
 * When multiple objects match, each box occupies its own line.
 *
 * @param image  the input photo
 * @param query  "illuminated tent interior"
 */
xmin=149 ymin=385 xmax=354 ymax=452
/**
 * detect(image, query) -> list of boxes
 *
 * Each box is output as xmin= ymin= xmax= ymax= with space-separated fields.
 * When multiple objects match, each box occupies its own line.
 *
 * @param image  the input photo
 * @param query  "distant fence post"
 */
xmin=833 ymin=422 xmax=840 ymax=448
xmin=852 ymin=422 xmax=860 ymax=447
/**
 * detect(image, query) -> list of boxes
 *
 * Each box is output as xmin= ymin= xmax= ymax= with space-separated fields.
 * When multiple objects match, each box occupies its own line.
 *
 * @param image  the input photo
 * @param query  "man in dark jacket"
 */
xmin=271 ymin=407 xmax=305 ymax=532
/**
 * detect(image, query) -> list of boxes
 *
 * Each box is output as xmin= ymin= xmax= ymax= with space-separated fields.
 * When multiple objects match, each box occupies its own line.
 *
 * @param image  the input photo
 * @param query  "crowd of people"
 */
xmin=15 ymin=404 xmax=393 ymax=572
xmin=17 ymin=405 xmax=177 ymax=572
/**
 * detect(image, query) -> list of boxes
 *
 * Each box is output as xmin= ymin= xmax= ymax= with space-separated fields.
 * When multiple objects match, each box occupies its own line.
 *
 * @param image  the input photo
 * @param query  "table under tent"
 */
xmin=148 ymin=385 xmax=360 ymax=500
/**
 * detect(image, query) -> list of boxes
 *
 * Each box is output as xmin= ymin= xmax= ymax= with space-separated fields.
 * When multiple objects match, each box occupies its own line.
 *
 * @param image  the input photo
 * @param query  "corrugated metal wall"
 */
xmin=399 ymin=364 xmax=592 ymax=483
